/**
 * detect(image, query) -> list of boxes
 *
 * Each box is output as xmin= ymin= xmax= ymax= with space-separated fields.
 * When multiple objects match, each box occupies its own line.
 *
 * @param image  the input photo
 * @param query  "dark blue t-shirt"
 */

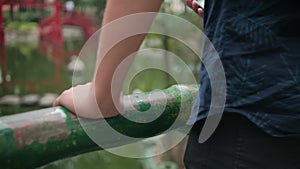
xmin=197 ymin=0 xmax=300 ymax=136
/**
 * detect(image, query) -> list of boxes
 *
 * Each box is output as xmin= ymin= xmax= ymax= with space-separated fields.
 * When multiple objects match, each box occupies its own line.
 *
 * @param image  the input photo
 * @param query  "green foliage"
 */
xmin=140 ymin=7 xmax=203 ymax=89
xmin=5 ymin=21 xmax=38 ymax=32
xmin=61 ymin=0 xmax=106 ymax=22
xmin=4 ymin=8 xmax=51 ymax=23
xmin=128 ymin=69 xmax=177 ymax=94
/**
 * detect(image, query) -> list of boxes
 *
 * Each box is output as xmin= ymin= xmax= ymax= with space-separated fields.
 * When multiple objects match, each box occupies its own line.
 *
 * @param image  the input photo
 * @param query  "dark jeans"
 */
xmin=184 ymin=114 xmax=300 ymax=169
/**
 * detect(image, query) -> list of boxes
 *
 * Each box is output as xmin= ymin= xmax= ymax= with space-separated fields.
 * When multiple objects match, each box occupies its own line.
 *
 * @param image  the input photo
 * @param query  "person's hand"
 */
xmin=53 ymin=83 xmax=122 ymax=119
xmin=186 ymin=0 xmax=204 ymax=17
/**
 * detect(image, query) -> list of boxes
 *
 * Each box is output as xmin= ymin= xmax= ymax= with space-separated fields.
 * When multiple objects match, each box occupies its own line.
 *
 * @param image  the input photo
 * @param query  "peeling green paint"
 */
xmin=137 ymin=100 xmax=151 ymax=112
xmin=0 ymin=84 xmax=198 ymax=169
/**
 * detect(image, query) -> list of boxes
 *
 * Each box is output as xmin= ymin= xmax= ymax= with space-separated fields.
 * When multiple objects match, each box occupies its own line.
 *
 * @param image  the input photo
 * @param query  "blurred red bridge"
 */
xmin=1 ymin=0 xmax=98 ymax=43
xmin=0 ymin=0 xmax=99 ymax=87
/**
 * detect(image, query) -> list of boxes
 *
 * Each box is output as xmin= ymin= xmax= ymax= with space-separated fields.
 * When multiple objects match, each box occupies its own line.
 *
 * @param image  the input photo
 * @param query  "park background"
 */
xmin=0 ymin=0 xmax=203 ymax=168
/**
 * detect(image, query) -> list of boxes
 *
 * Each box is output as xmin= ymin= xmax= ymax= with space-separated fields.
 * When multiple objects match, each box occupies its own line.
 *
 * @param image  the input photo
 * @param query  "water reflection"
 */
xmin=0 ymin=25 xmax=86 ymax=117
xmin=1 ymin=26 xmax=86 ymax=95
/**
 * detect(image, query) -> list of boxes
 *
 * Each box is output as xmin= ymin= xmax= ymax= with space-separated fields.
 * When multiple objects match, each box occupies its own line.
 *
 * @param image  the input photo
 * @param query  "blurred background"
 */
xmin=0 ymin=0 xmax=203 ymax=168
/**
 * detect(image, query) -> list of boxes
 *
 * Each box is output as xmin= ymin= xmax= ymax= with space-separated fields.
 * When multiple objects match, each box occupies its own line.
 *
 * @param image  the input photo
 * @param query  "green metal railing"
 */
xmin=0 ymin=85 xmax=198 ymax=169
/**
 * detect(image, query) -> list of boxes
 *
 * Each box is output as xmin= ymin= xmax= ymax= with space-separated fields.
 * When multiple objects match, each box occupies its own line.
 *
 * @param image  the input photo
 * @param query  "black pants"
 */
xmin=184 ymin=114 xmax=300 ymax=169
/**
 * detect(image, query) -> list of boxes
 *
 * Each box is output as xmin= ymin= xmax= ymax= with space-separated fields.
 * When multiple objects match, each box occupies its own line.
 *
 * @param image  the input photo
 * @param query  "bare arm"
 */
xmin=53 ymin=0 xmax=163 ymax=118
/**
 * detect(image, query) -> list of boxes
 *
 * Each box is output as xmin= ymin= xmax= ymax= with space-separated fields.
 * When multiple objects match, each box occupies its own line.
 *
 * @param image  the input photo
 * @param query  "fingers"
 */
xmin=52 ymin=83 xmax=99 ymax=118
xmin=186 ymin=0 xmax=204 ymax=17
xmin=197 ymin=7 xmax=204 ymax=17
xmin=192 ymin=0 xmax=199 ymax=11
xmin=53 ymin=89 xmax=68 ymax=107
xmin=52 ymin=88 xmax=75 ymax=113
xmin=186 ymin=0 xmax=192 ymax=8
xmin=52 ymin=96 xmax=60 ymax=107
xmin=52 ymin=92 xmax=63 ymax=107
xmin=52 ymin=83 xmax=121 ymax=119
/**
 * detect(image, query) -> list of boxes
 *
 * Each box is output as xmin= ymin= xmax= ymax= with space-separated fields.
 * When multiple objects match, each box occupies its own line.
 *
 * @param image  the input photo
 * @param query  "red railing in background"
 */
xmin=0 ymin=0 xmax=99 ymax=88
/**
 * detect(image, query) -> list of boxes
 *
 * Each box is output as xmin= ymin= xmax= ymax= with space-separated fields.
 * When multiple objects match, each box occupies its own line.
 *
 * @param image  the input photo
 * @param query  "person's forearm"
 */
xmin=92 ymin=0 xmax=163 ymax=117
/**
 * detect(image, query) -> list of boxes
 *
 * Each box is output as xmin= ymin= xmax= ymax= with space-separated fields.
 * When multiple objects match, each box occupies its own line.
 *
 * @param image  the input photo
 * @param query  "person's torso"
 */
xmin=198 ymin=0 xmax=300 ymax=136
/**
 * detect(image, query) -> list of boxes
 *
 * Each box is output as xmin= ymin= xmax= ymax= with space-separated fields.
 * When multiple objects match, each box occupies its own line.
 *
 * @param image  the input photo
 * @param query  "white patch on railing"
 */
xmin=0 ymin=120 xmax=9 ymax=130
xmin=51 ymin=108 xmax=67 ymax=118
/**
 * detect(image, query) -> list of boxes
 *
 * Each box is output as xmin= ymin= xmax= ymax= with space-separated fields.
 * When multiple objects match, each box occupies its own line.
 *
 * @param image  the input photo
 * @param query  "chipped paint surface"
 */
xmin=0 ymin=120 xmax=9 ymax=130
xmin=7 ymin=108 xmax=71 ymax=148
xmin=137 ymin=100 xmax=151 ymax=112
xmin=130 ymin=91 xmax=177 ymax=112
xmin=0 ymin=85 xmax=198 ymax=169
xmin=51 ymin=108 xmax=67 ymax=118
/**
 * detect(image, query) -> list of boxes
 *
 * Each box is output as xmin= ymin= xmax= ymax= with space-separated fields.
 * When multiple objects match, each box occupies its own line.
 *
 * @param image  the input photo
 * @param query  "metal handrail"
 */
xmin=0 ymin=84 xmax=198 ymax=169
